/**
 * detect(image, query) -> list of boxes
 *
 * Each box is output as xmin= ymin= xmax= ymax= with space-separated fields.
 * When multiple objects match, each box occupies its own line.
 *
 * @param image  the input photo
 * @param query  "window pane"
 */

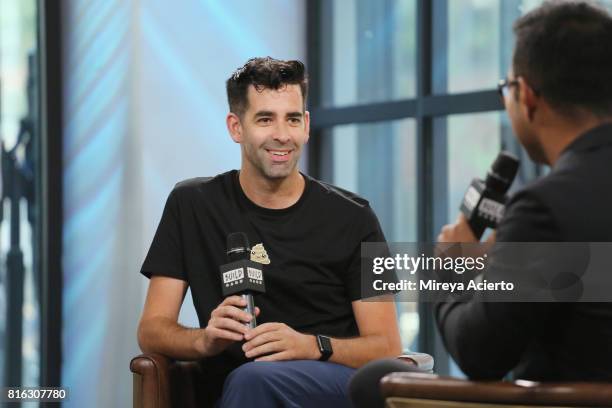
xmin=319 ymin=0 xmax=417 ymax=107
xmin=434 ymin=0 xmax=503 ymax=94
xmin=439 ymin=0 xmax=612 ymax=94
xmin=0 ymin=0 xmax=41 ymax=390
xmin=320 ymin=119 xmax=419 ymax=349
xmin=444 ymin=112 xmax=502 ymax=223
xmin=434 ymin=0 xmax=538 ymax=94
xmin=450 ymin=0 xmax=502 ymax=93
xmin=430 ymin=111 xmax=503 ymax=376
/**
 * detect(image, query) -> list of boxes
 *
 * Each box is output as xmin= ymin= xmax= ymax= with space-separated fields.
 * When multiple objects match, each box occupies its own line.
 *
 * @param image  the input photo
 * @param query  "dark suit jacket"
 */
xmin=436 ymin=123 xmax=612 ymax=381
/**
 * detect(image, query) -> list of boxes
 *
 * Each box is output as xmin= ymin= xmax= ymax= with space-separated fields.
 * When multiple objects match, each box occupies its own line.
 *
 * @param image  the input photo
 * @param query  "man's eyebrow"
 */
xmin=254 ymin=111 xmax=276 ymax=118
xmin=287 ymin=112 xmax=303 ymax=118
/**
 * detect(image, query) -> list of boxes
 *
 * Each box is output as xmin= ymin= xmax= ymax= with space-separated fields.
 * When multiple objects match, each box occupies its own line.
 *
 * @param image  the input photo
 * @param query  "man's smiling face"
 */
xmin=236 ymin=84 xmax=310 ymax=180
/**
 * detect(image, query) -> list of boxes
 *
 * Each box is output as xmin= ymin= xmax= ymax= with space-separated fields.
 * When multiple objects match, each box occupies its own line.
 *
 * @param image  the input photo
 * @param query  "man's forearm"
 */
xmin=327 ymin=334 xmax=402 ymax=368
xmin=138 ymin=316 xmax=206 ymax=360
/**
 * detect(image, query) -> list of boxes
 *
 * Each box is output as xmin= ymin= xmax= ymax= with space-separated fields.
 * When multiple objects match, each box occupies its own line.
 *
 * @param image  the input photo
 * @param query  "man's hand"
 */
xmin=437 ymin=213 xmax=478 ymax=243
xmin=198 ymin=296 xmax=260 ymax=357
xmin=242 ymin=323 xmax=319 ymax=361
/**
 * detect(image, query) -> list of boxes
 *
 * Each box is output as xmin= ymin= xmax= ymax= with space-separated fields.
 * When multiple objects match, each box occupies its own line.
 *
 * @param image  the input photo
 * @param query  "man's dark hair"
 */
xmin=226 ymin=57 xmax=308 ymax=117
xmin=513 ymin=0 xmax=612 ymax=117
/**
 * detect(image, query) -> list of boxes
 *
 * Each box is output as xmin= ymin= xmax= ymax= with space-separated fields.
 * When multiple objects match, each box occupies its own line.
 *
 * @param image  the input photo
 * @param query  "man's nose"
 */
xmin=272 ymin=123 xmax=291 ymax=143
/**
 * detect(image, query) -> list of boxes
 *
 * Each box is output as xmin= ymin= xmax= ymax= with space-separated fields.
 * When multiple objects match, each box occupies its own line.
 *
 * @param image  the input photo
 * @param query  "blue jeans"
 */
xmin=216 ymin=360 xmax=356 ymax=408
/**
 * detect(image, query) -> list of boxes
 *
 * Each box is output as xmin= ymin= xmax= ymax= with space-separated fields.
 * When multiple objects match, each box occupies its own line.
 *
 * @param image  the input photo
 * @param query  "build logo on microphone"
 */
xmin=247 ymin=267 xmax=263 ymax=284
xmin=223 ymin=268 xmax=244 ymax=286
xmin=222 ymin=267 xmax=263 ymax=287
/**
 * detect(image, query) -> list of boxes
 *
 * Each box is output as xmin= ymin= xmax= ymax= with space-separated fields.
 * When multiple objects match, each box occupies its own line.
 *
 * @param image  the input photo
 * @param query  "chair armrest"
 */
xmin=130 ymin=353 xmax=213 ymax=408
xmin=348 ymin=354 xmax=435 ymax=408
xmin=381 ymin=372 xmax=612 ymax=407
xmin=396 ymin=352 xmax=434 ymax=373
xmin=130 ymin=353 xmax=173 ymax=408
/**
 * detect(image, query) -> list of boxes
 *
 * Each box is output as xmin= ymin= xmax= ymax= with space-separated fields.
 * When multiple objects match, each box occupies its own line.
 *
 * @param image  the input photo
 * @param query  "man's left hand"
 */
xmin=242 ymin=323 xmax=319 ymax=361
xmin=437 ymin=213 xmax=478 ymax=243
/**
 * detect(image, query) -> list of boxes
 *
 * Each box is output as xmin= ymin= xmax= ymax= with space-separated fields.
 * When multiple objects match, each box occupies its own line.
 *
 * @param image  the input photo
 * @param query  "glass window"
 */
xmin=319 ymin=0 xmax=417 ymax=107
xmin=444 ymin=0 xmax=504 ymax=93
xmin=313 ymin=0 xmax=612 ymax=374
xmin=439 ymin=0 xmax=612 ymax=94
xmin=320 ymin=119 xmax=419 ymax=349
xmin=433 ymin=0 xmax=514 ymax=94
xmin=442 ymin=112 xmax=502 ymax=222
xmin=429 ymin=111 xmax=504 ymax=376
xmin=0 ymin=0 xmax=41 ymax=390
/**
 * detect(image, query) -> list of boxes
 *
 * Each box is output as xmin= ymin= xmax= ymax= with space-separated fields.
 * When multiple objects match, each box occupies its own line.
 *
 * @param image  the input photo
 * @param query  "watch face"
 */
xmin=317 ymin=335 xmax=333 ymax=360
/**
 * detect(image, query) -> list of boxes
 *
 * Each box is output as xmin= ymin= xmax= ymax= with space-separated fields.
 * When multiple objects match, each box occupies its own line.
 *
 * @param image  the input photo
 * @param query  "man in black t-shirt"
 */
xmin=137 ymin=57 xmax=401 ymax=407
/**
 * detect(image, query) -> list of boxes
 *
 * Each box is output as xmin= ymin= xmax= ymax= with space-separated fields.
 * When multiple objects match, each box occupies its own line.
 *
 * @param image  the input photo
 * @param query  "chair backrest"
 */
xmin=381 ymin=372 xmax=612 ymax=408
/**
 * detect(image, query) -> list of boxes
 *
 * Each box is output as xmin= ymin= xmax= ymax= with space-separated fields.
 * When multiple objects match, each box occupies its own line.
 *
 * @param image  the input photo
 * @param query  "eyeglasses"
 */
xmin=497 ymin=78 xmax=519 ymax=104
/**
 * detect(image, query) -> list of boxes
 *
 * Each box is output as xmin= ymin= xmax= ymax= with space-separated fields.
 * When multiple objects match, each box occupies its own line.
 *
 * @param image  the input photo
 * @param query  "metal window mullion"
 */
xmin=415 ymin=0 xmax=436 ymax=360
xmin=38 ymin=0 xmax=63 ymax=390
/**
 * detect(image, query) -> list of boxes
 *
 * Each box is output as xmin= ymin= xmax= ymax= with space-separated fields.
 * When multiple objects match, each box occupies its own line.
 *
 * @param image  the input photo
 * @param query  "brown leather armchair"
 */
xmin=130 ymin=353 xmax=433 ymax=408
xmin=130 ymin=353 xmax=220 ymax=408
xmin=381 ymin=372 xmax=612 ymax=408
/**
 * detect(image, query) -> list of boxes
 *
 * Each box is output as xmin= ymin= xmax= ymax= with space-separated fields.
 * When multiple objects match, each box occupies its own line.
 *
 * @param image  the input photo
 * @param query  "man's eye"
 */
xmin=258 ymin=118 xmax=272 ymax=124
xmin=289 ymin=118 xmax=301 ymax=124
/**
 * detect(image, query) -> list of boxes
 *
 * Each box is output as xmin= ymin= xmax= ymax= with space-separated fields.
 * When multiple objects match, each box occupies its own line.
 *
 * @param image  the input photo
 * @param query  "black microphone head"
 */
xmin=227 ymin=232 xmax=250 ymax=262
xmin=485 ymin=151 xmax=519 ymax=194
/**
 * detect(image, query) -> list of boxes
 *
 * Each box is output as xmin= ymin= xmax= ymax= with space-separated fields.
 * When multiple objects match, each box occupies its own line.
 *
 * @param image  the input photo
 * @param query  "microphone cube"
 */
xmin=460 ymin=178 xmax=507 ymax=232
xmin=220 ymin=260 xmax=266 ymax=297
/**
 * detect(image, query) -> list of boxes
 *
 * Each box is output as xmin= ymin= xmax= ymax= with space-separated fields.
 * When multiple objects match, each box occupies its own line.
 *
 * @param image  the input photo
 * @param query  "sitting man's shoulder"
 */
xmin=172 ymin=171 xmax=233 ymax=195
xmin=307 ymin=177 xmax=373 ymax=213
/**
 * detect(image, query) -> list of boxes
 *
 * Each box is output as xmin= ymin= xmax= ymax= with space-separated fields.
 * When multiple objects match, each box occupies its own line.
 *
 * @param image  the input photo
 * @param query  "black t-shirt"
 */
xmin=140 ymin=170 xmax=387 ymax=377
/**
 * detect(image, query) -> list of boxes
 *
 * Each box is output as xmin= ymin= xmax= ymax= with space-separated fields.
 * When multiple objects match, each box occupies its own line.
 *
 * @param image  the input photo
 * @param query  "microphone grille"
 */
xmin=487 ymin=151 xmax=520 ymax=193
xmin=227 ymin=232 xmax=250 ymax=261
xmin=492 ymin=151 xmax=519 ymax=178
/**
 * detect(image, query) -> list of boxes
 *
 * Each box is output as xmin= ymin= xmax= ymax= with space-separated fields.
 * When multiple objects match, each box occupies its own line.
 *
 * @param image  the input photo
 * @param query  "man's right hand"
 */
xmin=197 ymin=296 xmax=260 ymax=357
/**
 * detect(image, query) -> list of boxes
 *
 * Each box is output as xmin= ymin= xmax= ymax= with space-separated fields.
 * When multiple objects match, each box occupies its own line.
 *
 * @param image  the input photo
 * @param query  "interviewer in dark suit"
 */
xmin=351 ymin=1 xmax=612 ymax=406
xmin=436 ymin=0 xmax=612 ymax=381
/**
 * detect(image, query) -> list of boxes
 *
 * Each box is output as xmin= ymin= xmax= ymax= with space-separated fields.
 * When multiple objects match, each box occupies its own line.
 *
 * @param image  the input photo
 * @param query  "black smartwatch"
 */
xmin=315 ymin=334 xmax=333 ymax=361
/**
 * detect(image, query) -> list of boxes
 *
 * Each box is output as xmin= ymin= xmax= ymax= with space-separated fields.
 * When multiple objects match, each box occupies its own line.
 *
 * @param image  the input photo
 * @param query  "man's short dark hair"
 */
xmin=513 ymin=0 xmax=612 ymax=117
xmin=226 ymin=57 xmax=308 ymax=117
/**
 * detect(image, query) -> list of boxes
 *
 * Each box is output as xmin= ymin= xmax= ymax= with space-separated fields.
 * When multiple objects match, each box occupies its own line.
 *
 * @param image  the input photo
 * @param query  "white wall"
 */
xmin=62 ymin=1 xmax=305 ymax=406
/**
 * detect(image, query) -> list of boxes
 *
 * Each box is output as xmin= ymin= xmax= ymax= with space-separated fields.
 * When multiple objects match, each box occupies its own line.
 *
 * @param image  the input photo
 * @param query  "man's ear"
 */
xmin=226 ymin=112 xmax=243 ymax=143
xmin=517 ymin=77 xmax=538 ymax=122
xmin=304 ymin=110 xmax=311 ymax=144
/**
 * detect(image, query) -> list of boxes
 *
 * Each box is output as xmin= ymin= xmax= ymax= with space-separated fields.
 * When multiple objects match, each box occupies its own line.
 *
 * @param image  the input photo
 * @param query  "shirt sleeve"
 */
xmin=344 ymin=204 xmax=396 ymax=301
xmin=140 ymin=188 xmax=187 ymax=281
xmin=435 ymin=190 xmax=561 ymax=379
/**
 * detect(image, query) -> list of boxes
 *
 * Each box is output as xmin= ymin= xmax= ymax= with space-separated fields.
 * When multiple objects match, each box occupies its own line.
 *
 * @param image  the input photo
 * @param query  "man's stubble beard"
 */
xmin=516 ymin=126 xmax=548 ymax=164
xmin=244 ymin=145 xmax=301 ymax=180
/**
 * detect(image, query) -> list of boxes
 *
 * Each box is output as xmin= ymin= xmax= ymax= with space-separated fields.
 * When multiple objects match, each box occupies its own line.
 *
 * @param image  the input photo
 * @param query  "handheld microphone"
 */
xmin=219 ymin=232 xmax=266 ymax=329
xmin=459 ymin=151 xmax=520 ymax=239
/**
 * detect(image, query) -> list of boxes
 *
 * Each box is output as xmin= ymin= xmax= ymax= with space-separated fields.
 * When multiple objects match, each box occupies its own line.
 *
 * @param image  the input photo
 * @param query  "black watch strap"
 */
xmin=316 ymin=334 xmax=333 ymax=361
